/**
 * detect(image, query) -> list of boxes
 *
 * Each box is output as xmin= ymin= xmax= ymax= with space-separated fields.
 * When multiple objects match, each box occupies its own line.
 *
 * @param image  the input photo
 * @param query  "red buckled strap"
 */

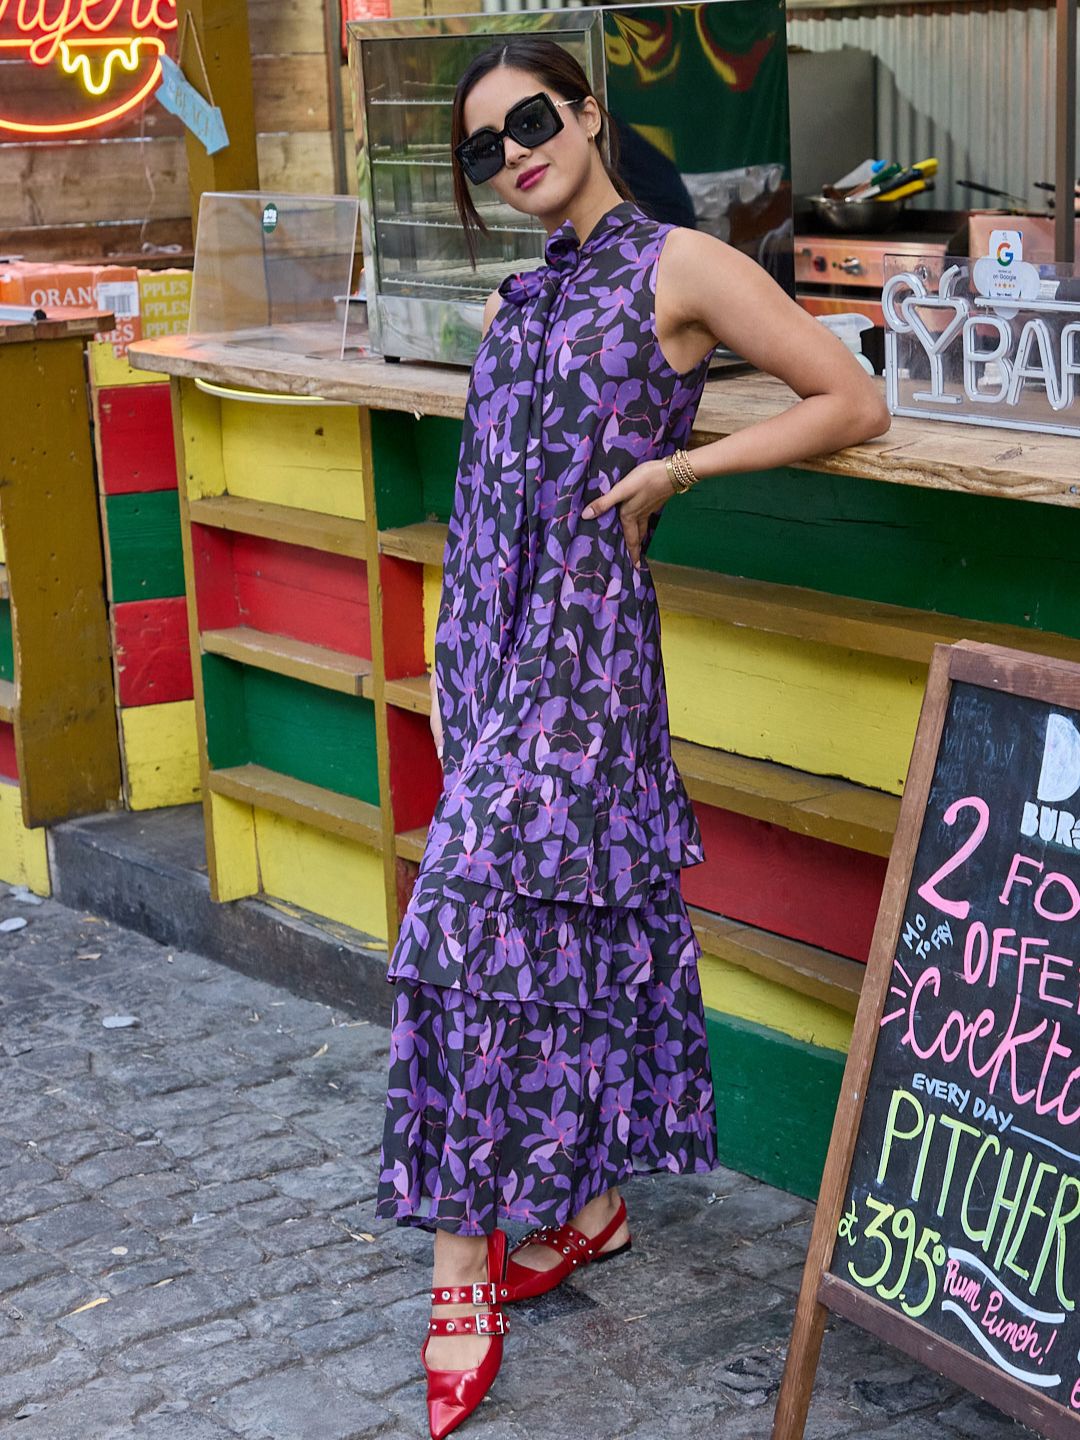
xmin=430 ymin=1280 xmax=511 ymax=1305
xmin=428 ymin=1309 xmax=509 ymax=1336
xmin=521 ymin=1221 xmax=597 ymax=1264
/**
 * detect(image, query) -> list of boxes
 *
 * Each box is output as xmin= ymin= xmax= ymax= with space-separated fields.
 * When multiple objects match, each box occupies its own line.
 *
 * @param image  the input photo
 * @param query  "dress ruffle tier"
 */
xmin=375 ymin=869 xmax=720 ymax=1236
xmin=416 ymin=752 xmax=704 ymax=909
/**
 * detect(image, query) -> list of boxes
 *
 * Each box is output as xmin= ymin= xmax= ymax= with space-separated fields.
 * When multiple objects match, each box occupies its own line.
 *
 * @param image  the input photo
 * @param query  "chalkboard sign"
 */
xmin=775 ymin=642 xmax=1080 ymax=1440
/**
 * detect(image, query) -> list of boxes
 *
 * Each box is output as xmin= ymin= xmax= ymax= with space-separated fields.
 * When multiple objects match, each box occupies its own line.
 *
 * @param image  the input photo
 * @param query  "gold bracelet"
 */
xmin=665 ymin=448 xmax=700 ymax=494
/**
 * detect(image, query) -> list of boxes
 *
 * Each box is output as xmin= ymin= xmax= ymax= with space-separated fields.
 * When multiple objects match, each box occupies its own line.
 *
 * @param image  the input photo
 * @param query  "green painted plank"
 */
xmin=105 ymin=491 xmax=185 ymax=603
xmin=201 ymin=654 xmax=379 ymax=805
xmin=417 ymin=414 xmax=1080 ymax=637
xmin=704 ymin=1007 xmax=844 ymax=1201
xmin=201 ymin=652 xmax=249 ymax=771
xmin=370 ymin=409 xmax=461 ymax=530
xmin=0 ymin=601 xmax=13 ymax=684
xmin=648 ymin=467 xmax=1080 ymax=638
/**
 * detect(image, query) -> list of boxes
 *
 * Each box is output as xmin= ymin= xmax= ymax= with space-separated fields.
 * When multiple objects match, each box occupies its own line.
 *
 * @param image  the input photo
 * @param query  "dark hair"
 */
xmin=450 ymin=36 xmax=635 ymax=270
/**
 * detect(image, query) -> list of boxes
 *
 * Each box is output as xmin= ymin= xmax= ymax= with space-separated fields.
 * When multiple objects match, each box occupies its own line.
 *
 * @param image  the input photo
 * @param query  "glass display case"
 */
xmin=347 ymin=1 xmax=793 ymax=367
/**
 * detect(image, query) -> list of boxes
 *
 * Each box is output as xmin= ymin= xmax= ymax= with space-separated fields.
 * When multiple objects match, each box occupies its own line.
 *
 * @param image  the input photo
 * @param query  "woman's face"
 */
xmin=461 ymin=67 xmax=597 ymax=215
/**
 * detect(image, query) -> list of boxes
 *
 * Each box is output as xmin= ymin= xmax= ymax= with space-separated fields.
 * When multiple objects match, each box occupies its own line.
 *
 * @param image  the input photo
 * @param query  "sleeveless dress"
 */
xmin=374 ymin=199 xmax=722 ymax=1237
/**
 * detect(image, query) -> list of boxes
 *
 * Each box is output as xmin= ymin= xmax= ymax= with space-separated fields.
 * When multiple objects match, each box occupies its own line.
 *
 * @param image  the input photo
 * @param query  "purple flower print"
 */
xmin=376 ymin=202 xmax=722 ymax=1238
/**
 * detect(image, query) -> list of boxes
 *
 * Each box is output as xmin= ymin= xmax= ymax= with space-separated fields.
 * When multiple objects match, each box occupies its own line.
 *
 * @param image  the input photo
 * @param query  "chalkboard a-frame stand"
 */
xmin=774 ymin=640 xmax=1080 ymax=1440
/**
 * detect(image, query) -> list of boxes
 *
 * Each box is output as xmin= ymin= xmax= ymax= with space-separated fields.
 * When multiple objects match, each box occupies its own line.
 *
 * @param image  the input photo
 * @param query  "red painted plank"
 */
xmin=113 ymin=597 xmax=193 ymax=707
xmin=191 ymin=527 xmax=371 ymax=659
xmin=682 ymin=801 xmax=887 ymax=963
xmin=0 ymin=723 xmax=18 ymax=781
xmin=96 ymin=384 xmax=178 ymax=495
xmin=380 ymin=553 xmax=426 ymax=680
xmin=387 ymin=704 xmax=442 ymax=833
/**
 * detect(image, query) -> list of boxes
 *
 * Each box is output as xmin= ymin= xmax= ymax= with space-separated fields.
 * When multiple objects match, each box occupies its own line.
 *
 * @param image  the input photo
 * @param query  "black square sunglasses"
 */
xmin=454 ymin=91 xmax=585 ymax=185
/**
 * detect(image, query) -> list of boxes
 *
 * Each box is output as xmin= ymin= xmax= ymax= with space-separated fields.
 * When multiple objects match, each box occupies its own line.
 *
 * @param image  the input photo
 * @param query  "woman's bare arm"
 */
xmin=658 ymin=228 xmax=891 ymax=473
xmin=582 ymin=229 xmax=892 ymax=566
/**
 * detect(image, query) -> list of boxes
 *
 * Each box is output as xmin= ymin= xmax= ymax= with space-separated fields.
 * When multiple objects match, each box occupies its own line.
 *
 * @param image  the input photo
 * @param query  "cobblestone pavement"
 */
xmin=0 ymin=893 xmax=1033 ymax=1440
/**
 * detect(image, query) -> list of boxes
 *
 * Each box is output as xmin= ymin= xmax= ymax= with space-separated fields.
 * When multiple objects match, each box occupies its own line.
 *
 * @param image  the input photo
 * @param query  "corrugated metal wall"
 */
xmin=477 ymin=0 xmax=1070 ymax=212
xmin=787 ymin=1 xmax=1063 ymax=209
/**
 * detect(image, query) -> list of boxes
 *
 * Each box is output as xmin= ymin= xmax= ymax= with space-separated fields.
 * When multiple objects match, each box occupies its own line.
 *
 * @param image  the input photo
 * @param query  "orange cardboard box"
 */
xmin=0 ymin=263 xmax=141 ymax=356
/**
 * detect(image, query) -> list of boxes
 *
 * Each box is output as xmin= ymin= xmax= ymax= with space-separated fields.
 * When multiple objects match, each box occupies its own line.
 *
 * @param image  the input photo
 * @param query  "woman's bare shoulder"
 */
xmin=481 ymin=288 xmax=505 ymax=340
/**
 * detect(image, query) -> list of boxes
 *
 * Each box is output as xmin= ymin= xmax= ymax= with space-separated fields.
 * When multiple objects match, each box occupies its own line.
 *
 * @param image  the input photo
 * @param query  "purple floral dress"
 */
xmin=374 ymin=199 xmax=721 ymax=1237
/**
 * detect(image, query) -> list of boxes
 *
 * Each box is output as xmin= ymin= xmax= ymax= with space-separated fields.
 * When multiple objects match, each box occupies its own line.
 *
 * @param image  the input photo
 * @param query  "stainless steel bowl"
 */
xmin=809 ymin=195 xmax=907 ymax=234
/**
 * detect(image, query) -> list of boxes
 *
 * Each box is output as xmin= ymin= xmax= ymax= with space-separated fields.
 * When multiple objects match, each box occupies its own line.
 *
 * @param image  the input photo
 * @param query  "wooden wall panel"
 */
xmin=0 ymin=0 xmax=339 ymax=257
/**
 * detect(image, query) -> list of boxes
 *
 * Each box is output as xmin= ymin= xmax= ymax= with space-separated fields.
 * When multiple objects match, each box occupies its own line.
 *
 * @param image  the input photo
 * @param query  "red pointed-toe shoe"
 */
xmin=421 ymin=1227 xmax=512 ymax=1440
xmin=502 ymin=1194 xmax=632 ymax=1302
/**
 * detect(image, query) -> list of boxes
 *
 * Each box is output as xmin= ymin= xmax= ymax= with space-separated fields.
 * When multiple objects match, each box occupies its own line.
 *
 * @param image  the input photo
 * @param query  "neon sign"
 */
xmin=883 ymin=234 xmax=1080 ymax=439
xmin=0 ymin=0 xmax=177 ymax=137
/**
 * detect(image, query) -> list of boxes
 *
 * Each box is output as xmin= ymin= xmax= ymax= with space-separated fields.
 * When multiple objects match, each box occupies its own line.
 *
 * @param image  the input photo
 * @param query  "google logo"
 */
xmin=996 ymin=241 xmax=1015 ymax=267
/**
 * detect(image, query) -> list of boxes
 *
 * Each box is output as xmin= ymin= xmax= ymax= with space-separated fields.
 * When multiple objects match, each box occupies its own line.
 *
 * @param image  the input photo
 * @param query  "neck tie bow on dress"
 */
xmin=497 ymin=224 xmax=579 ymax=308
xmin=495 ymin=202 xmax=638 ymax=309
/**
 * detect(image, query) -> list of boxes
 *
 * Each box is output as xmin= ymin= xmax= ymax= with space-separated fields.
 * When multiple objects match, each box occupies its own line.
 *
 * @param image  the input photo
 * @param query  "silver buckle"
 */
xmin=471 ymin=1281 xmax=494 ymax=1305
xmin=476 ymin=1311 xmax=507 ymax=1335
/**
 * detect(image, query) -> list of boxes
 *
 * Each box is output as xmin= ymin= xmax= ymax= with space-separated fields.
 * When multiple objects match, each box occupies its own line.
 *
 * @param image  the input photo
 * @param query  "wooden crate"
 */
xmin=89 ymin=270 xmax=198 ymax=811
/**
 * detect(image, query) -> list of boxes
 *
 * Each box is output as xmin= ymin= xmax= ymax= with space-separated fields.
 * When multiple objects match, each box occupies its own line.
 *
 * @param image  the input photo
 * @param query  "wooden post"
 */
xmin=175 ymin=0 xmax=260 ymax=237
xmin=1054 ymin=0 xmax=1077 ymax=262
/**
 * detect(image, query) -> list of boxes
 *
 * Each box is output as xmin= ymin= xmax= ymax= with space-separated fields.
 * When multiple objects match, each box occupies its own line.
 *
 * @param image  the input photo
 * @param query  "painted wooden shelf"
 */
xmin=201 ymin=626 xmax=373 ymax=697
xmin=395 ymin=826 xmax=428 ymax=862
xmin=207 ymin=763 xmax=383 ymax=847
xmin=378 ymin=521 xmax=447 ymax=566
xmin=672 ymin=739 xmax=899 ymax=858
xmin=189 ymin=495 xmax=367 ymax=559
xmin=383 ymin=674 xmax=433 ymax=714
xmin=689 ymin=905 xmax=863 ymax=1015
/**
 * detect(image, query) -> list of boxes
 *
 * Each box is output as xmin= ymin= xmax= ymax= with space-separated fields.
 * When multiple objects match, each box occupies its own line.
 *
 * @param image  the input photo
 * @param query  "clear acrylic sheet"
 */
xmin=189 ymin=192 xmax=361 ymax=360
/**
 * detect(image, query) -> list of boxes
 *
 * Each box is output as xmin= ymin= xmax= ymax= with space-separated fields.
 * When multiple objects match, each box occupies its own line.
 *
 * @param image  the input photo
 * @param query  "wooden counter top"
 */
xmin=130 ymin=332 xmax=1080 ymax=509
xmin=0 ymin=308 xmax=113 ymax=344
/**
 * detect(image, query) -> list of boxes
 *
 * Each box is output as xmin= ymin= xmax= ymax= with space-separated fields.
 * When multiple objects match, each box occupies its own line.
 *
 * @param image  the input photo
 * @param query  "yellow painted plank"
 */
xmin=89 ymin=342 xmax=166 ymax=389
xmin=0 ymin=780 xmax=50 ymax=894
xmin=220 ymin=400 xmax=365 ymax=521
xmin=201 ymin=627 xmax=373 ymax=697
xmin=664 ymin=615 xmax=925 ymax=795
xmin=208 ymin=789 xmax=259 ymax=901
xmin=253 ymin=806 xmax=388 ymax=939
xmin=423 ymin=565 xmax=441 ymax=672
xmin=698 ymin=948 xmax=853 ymax=1054
xmin=181 ymin=378 xmax=226 ymax=500
xmin=120 ymin=701 xmax=201 ymax=810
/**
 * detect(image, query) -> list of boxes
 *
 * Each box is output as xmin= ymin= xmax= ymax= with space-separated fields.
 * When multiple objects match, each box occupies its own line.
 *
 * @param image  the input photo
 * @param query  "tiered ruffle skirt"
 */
xmin=374 ymin=862 xmax=721 ymax=1236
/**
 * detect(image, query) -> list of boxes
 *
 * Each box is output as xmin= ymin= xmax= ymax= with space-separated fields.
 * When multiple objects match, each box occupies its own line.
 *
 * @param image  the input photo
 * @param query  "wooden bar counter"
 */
xmin=131 ymin=330 xmax=1080 ymax=1200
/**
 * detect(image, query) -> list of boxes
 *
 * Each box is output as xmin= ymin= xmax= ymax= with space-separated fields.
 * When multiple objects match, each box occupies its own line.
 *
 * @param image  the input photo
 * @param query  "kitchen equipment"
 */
xmin=795 ymin=229 xmax=953 ymax=372
xmin=809 ymin=195 xmax=907 ymax=234
xmin=347 ymin=0 xmax=794 ymax=367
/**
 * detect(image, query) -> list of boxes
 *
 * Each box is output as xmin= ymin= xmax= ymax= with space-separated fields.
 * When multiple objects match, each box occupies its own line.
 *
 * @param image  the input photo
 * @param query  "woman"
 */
xmin=374 ymin=37 xmax=890 ymax=1440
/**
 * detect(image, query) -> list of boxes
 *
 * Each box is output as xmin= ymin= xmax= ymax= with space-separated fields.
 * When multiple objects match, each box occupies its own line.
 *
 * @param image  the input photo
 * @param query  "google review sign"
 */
xmin=884 ymin=230 xmax=1080 ymax=439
